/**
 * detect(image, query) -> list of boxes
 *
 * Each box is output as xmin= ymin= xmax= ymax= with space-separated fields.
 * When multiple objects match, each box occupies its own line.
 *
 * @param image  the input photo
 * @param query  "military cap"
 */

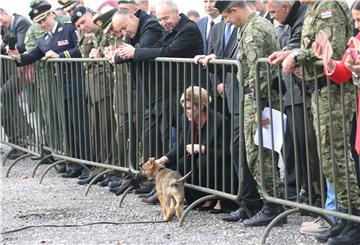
xmin=214 ymin=1 xmax=231 ymax=13
xmin=118 ymin=0 xmax=136 ymax=4
xmin=29 ymin=2 xmax=52 ymax=22
xmin=71 ymin=6 xmax=88 ymax=24
xmin=58 ymin=0 xmax=79 ymax=13
xmin=29 ymin=0 xmax=48 ymax=8
xmin=93 ymin=8 xmax=117 ymax=33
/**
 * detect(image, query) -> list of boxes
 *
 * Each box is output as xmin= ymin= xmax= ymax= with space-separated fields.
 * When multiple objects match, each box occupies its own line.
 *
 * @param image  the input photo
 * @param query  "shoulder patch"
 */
xmin=320 ymin=10 xmax=332 ymax=19
xmin=247 ymin=50 xmax=257 ymax=62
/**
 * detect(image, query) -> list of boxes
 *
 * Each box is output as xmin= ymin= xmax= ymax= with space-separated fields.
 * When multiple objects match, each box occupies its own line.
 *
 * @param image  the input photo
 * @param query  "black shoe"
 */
xmin=243 ymin=203 xmax=286 ymax=227
xmin=315 ymin=218 xmax=347 ymax=244
xmin=8 ymin=149 xmax=26 ymax=160
xmin=61 ymin=169 xmax=82 ymax=178
xmin=133 ymin=184 xmax=155 ymax=194
xmin=221 ymin=208 xmax=250 ymax=222
xmin=327 ymin=218 xmax=360 ymax=245
xmin=54 ymin=163 xmax=66 ymax=173
xmin=77 ymin=177 xmax=93 ymax=185
xmin=108 ymin=180 xmax=123 ymax=189
xmin=98 ymin=175 xmax=121 ymax=187
xmin=78 ymin=169 xmax=90 ymax=180
xmin=138 ymin=187 xmax=156 ymax=198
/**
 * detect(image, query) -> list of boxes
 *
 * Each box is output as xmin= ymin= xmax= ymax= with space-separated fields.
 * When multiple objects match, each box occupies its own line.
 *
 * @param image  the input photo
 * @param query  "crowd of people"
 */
xmin=1 ymin=0 xmax=360 ymax=244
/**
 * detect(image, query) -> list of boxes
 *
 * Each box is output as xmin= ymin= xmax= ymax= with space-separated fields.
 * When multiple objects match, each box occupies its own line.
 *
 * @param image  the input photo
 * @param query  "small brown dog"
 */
xmin=141 ymin=157 xmax=191 ymax=221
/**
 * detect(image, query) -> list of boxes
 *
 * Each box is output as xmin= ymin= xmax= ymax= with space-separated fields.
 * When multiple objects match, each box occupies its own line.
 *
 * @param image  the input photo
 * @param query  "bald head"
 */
xmin=112 ymin=9 xmax=139 ymax=38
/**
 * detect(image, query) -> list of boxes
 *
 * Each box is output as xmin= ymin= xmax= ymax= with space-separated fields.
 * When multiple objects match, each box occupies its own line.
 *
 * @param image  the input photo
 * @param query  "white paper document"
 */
xmin=254 ymin=107 xmax=287 ymax=173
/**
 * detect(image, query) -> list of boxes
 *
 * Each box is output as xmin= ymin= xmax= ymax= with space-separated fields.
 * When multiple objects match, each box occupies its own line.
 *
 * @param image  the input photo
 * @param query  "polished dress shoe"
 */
xmin=221 ymin=208 xmax=249 ymax=222
xmin=61 ymin=168 xmax=82 ymax=178
xmin=141 ymin=193 xmax=159 ymax=205
xmin=326 ymin=218 xmax=360 ymax=245
xmin=78 ymin=169 xmax=90 ymax=180
xmin=77 ymin=177 xmax=93 ymax=185
xmin=133 ymin=184 xmax=155 ymax=194
xmin=98 ymin=175 xmax=121 ymax=187
xmin=315 ymin=218 xmax=347 ymax=244
xmin=108 ymin=180 xmax=123 ymax=189
xmin=243 ymin=203 xmax=286 ymax=227
xmin=138 ymin=187 xmax=156 ymax=198
xmin=54 ymin=163 xmax=66 ymax=173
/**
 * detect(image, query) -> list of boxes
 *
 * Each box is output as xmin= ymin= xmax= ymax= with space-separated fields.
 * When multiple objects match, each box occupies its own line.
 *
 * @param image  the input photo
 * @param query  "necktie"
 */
xmin=224 ymin=23 xmax=232 ymax=49
xmin=207 ymin=21 xmax=214 ymax=39
xmin=355 ymin=91 xmax=360 ymax=154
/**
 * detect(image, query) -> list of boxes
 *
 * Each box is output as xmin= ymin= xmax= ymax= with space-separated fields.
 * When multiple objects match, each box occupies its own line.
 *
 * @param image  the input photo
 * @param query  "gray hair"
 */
xmin=272 ymin=0 xmax=296 ymax=6
xmin=156 ymin=0 xmax=178 ymax=12
xmin=112 ymin=9 xmax=131 ymax=21
xmin=0 ymin=8 xmax=8 ymax=16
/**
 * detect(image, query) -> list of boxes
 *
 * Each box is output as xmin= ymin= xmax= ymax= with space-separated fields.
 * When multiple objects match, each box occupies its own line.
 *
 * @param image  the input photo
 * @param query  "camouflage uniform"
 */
xmin=237 ymin=12 xmax=282 ymax=198
xmin=296 ymin=0 xmax=360 ymax=208
xmin=79 ymin=29 xmax=118 ymax=164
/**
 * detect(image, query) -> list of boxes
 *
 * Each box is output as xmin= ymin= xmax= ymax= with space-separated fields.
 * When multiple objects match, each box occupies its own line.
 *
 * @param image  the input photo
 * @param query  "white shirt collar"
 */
xmin=206 ymin=15 xmax=222 ymax=37
xmin=50 ymin=21 xmax=58 ymax=34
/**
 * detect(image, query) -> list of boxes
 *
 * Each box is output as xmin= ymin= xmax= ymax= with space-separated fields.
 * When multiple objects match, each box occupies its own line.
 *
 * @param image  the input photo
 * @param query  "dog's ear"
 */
xmin=148 ymin=157 xmax=156 ymax=162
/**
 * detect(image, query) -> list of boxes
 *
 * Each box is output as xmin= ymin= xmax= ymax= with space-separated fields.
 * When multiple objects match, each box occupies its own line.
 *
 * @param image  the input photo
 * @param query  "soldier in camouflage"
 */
xmin=71 ymin=6 xmax=118 ymax=184
xmin=282 ymin=1 xmax=360 ymax=244
xmin=215 ymin=1 xmax=284 ymax=227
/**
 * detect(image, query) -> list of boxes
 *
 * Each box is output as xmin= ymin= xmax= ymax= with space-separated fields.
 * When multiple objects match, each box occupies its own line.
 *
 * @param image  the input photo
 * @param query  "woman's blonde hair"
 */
xmin=180 ymin=86 xmax=212 ymax=109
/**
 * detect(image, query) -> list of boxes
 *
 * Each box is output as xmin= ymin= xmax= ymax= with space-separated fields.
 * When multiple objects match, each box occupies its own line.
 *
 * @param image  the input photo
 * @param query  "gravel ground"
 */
xmin=1 ymin=147 xmax=323 ymax=245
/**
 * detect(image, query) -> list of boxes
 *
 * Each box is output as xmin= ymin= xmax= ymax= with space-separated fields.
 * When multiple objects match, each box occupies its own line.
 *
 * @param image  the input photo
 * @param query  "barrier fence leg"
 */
xmin=39 ymin=160 xmax=67 ymax=184
xmin=179 ymin=194 xmax=217 ymax=227
xmin=84 ymin=169 xmax=114 ymax=196
xmin=5 ymin=153 xmax=31 ymax=177
xmin=31 ymin=154 xmax=53 ymax=178
xmin=118 ymin=186 xmax=134 ymax=208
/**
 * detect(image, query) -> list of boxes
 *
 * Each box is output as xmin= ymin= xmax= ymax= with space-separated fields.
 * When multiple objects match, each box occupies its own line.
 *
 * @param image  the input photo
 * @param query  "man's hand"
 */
xmin=44 ymin=50 xmax=59 ymax=59
xmin=117 ymin=43 xmax=135 ymax=59
xmin=217 ymin=83 xmax=224 ymax=97
xmin=282 ymin=52 xmax=297 ymax=74
xmin=198 ymin=54 xmax=216 ymax=68
xmin=268 ymin=50 xmax=292 ymax=65
xmin=194 ymin=55 xmax=206 ymax=64
xmin=89 ymin=48 xmax=101 ymax=58
xmin=7 ymin=48 xmax=20 ymax=62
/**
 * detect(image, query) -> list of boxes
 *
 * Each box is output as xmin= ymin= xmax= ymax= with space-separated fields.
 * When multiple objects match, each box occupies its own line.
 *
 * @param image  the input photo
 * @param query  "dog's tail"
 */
xmin=176 ymin=170 xmax=192 ymax=183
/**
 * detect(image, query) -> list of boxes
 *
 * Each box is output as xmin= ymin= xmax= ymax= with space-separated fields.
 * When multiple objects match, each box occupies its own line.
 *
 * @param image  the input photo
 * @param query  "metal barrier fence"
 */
xmin=255 ymin=58 xmax=360 ymax=243
xmin=2 ymin=54 xmax=360 ymax=244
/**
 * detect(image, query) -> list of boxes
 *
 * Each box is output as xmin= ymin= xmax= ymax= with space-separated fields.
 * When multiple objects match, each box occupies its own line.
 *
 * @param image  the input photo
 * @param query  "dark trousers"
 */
xmin=0 ymin=78 xmax=34 ymax=145
xmin=63 ymin=97 xmax=90 ymax=163
xmin=231 ymin=115 xmax=262 ymax=208
xmin=284 ymin=104 xmax=321 ymax=199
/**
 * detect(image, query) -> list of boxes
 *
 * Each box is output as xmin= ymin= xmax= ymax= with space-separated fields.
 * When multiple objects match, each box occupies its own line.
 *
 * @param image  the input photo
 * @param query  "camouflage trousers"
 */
xmin=312 ymin=84 xmax=360 ymax=208
xmin=244 ymin=94 xmax=283 ymax=199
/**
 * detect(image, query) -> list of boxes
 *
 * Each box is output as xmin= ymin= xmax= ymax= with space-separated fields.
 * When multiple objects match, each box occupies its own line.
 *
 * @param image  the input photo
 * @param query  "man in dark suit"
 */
xmin=114 ymin=1 xmax=203 ymax=160
xmin=0 ymin=8 xmax=33 ymax=159
xmin=8 ymin=3 xmax=90 ymax=178
xmin=195 ymin=19 xmax=263 ymax=222
xmin=267 ymin=0 xmax=321 ymax=205
xmin=196 ymin=0 xmax=222 ymax=55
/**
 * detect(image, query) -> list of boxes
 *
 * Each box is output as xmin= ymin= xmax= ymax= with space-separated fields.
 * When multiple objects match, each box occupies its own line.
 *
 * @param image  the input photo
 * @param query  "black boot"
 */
xmin=243 ymin=203 xmax=286 ymax=227
xmin=315 ymin=218 xmax=347 ymax=243
xmin=138 ymin=186 xmax=156 ymax=198
xmin=326 ymin=209 xmax=360 ymax=245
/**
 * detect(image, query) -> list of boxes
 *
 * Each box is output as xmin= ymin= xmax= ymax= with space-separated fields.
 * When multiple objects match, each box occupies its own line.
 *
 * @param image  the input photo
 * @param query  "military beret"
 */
xmin=58 ymin=0 xmax=79 ymax=13
xmin=93 ymin=8 xmax=117 ymax=33
xmin=214 ymin=1 xmax=231 ymax=13
xmin=29 ymin=2 xmax=52 ymax=22
xmin=71 ymin=6 xmax=88 ymax=24
xmin=118 ymin=0 xmax=136 ymax=4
